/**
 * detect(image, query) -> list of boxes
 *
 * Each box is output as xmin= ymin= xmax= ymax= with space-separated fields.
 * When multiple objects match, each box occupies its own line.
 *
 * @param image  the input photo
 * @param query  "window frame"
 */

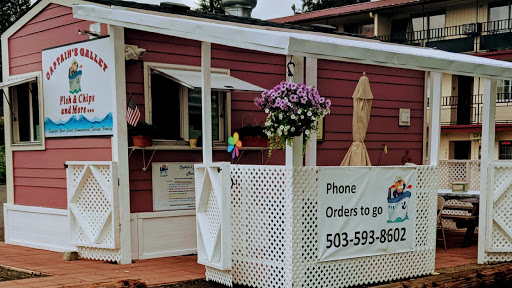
xmin=499 ymin=140 xmax=512 ymax=160
xmin=143 ymin=62 xmax=231 ymax=146
xmin=3 ymin=72 xmax=45 ymax=151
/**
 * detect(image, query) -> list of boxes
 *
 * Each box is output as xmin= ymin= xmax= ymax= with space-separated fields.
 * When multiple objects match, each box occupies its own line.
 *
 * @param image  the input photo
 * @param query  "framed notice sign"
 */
xmin=317 ymin=166 xmax=416 ymax=262
xmin=152 ymin=163 xmax=196 ymax=211
xmin=42 ymin=37 xmax=114 ymax=137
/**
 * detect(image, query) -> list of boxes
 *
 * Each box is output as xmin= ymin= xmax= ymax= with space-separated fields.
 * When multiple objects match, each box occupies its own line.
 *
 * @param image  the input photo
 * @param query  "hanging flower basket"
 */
xmin=254 ymin=81 xmax=330 ymax=155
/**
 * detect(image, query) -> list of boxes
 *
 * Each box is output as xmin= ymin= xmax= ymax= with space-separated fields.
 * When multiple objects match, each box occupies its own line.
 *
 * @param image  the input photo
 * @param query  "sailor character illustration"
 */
xmin=387 ymin=177 xmax=412 ymax=223
xmin=68 ymin=59 xmax=83 ymax=94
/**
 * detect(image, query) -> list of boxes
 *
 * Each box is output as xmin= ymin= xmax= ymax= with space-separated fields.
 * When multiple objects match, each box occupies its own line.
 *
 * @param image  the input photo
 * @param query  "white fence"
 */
xmin=485 ymin=162 xmax=512 ymax=263
xmin=203 ymin=164 xmax=438 ymax=288
xmin=439 ymin=160 xmax=480 ymax=191
xmin=66 ymin=161 xmax=121 ymax=262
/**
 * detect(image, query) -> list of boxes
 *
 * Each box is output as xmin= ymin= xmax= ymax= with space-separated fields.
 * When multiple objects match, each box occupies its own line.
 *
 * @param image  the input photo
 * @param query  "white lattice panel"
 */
xmin=485 ymin=162 xmax=512 ymax=259
xmin=206 ymin=267 xmax=233 ymax=287
xmin=67 ymin=162 xmax=120 ymax=261
xmin=231 ymin=165 xmax=294 ymax=288
xmin=225 ymin=165 xmax=438 ymax=288
xmin=469 ymin=162 xmax=481 ymax=191
xmin=196 ymin=163 xmax=231 ymax=271
xmin=291 ymin=165 xmax=437 ymax=288
xmin=438 ymin=161 xmax=480 ymax=191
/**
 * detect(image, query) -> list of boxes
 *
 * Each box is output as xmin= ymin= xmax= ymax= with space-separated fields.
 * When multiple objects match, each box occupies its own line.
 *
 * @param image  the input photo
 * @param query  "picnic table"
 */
xmin=438 ymin=190 xmax=479 ymax=247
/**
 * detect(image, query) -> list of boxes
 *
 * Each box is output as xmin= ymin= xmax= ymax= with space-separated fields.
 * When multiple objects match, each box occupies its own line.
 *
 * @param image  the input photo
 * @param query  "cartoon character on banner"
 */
xmin=227 ymin=132 xmax=242 ymax=159
xmin=387 ymin=176 xmax=412 ymax=223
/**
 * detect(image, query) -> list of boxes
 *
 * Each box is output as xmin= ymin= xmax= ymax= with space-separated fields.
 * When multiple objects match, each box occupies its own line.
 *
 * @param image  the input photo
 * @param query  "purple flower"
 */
xmin=297 ymin=89 xmax=306 ymax=97
xmin=290 ymin=94 xmax=298 ymax=102
xmin=290 ymin=82 xmax=298 ymax=90
xmin=326 ymin=99 xmax=331 ymax=109
xmin=319 ymin=97 xmax=325 ymax=103
xmin=300 ymin=97 xmax=307 ymax=104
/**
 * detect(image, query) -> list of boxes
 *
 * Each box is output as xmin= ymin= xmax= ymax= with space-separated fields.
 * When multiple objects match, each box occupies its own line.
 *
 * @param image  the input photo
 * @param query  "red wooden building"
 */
xmin=1 ymin=0 xmax=511 ymax=264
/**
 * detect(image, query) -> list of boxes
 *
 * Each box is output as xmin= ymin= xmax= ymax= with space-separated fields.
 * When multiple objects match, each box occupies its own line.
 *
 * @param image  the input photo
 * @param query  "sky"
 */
xmin=30 ymin=0 xmax=302 ymax=20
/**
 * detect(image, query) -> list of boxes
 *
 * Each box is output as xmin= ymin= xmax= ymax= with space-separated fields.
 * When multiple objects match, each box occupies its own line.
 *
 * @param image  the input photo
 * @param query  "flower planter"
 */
xmin=242 ymin=136 xmax=269 ymax=147
xmin=132 ymin=136 xmax=153 ymax=147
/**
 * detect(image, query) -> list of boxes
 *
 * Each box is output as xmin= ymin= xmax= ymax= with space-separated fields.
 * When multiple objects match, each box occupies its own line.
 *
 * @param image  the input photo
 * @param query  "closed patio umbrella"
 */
xmin=341 ymin=72 xmax=373 ymax=166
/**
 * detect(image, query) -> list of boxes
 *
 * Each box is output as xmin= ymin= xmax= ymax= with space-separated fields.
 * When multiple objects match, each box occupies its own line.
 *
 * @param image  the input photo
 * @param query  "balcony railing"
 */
xmin=427 ymin=93 xmax=512 ymax=125
xmin=377 ymin=18 xmax=512 ymax=52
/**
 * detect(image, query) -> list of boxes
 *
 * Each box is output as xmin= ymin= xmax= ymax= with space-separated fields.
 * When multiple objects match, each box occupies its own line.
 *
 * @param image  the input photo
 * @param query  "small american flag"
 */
xmin=126 ymin=96 xmax=140 ymax=126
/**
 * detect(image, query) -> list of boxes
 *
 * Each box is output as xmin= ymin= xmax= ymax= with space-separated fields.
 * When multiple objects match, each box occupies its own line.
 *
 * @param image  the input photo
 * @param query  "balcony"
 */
xmin=427 ymin=93 xmax=512 ymax=125
xmin=377 ymin=19 xmax=512 ymax=53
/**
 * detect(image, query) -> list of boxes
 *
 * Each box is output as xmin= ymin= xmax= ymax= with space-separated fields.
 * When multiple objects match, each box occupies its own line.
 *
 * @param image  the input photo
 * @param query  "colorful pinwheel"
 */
xmin=228 ymin=132 xmax=242 ymax=158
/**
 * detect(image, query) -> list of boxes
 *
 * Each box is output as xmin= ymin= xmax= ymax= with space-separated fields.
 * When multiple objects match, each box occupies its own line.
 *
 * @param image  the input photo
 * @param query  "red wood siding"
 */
xmin=125 ymin=29 xmax=424 ymax=212
xmin=125 ymin=29 xmax=287 ymax=212
xmin=317 ymin=60 xmax=425 ymax=166
xmin=8 ymin=4 xmax=108 ymax=76
xmin=8 ymin=4 xmax=112 ymax=209
xmin=13 ymin=138 xmax=112 ymax=209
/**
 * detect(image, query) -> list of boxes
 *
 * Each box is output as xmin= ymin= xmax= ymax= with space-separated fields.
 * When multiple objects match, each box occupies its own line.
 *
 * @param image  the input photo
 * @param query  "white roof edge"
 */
xmin=72 ymin=4 xmax=291 ymax=55
xmin=72 ymin=4 xmax=512 ymax=79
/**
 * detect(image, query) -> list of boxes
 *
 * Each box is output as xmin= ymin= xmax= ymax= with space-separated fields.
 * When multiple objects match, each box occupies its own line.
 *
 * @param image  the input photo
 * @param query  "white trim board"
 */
xmin=3 ymin=204 xmax=76 ymax=252
xmin=131 ymin=211 xmax=197 ymax=260
xmin=72 ymin=4 xmax=512 ymax=79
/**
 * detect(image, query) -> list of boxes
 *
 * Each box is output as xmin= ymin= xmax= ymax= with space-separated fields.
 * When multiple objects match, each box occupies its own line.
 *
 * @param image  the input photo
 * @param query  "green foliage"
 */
xmin=293 ymin=0 xmax=369 ymax=13
xmin=128 ymin=122 xmax=156 ymax=137
xmin=0 ymin=0 xmax=31 ymax=82
xmin=237 ymin=125 xmax=267 ymax=138
xmin=195 ymin=0 xmax=225 ymax=14
xmin=0 ymin=145 xmax=5 ymax=185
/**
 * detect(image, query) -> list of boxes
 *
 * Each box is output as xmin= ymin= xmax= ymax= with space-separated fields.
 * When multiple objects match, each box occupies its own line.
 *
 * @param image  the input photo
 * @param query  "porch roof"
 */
xmin=73 ymin=4 xmax=512 ymax=80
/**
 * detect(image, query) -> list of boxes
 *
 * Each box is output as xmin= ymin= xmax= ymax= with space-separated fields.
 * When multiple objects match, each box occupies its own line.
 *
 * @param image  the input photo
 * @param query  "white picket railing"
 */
xmin=202 ymin=164 xmax=438 ymax=288
xmin=438 ymin=160 xmax=481 ymax=191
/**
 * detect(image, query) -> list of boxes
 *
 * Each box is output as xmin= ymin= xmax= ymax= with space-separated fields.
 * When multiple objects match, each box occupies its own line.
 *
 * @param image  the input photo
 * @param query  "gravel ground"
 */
xmin=0 ymin=266 xmax=46 ymax=282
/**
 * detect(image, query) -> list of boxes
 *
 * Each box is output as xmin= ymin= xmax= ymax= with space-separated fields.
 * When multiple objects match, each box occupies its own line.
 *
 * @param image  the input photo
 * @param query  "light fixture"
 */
xmin=125 ymin=45 xmax=146 ymax=60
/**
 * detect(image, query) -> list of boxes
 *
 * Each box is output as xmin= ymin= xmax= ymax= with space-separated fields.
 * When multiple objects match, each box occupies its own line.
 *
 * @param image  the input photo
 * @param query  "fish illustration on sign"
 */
xmin=387 ymin=177 xmax=412 ymax=223
xmin=68 ymin=59 xmax=83 ymax=94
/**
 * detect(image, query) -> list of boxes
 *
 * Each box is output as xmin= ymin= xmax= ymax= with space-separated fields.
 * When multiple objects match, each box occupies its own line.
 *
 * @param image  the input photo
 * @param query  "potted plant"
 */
xmin=129 ymin=122 xmax=155 ymax=147
xmin=237 ymin=124 xmax=269 ymax=147
xmin=254 ymin=81 xmax=330 ymax=155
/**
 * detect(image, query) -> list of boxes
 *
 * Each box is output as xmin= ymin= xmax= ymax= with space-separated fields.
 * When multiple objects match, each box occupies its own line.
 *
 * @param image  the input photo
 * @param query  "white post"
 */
xmin=286 ymin=135 xmax=303 ymax=168
xmin=305 ymin=57 xmax=318 ymax=166
xmin=201 ymin=42 xmax=212 ymax=164
xmin=1 ymin=31 xmax=14 ymax=205
xmin=428 ymin=72 xmax=442 ymax=166
xmin=110 ymin=25 xmax=131 ymax=264
xmin=478 ymin=78 xmax=497 ymax=264
xmin=286 ymin=55 xmax=304 ymax=167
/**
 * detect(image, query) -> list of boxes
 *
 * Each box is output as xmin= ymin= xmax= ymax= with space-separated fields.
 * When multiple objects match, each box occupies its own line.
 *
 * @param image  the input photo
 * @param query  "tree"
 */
xmin=196 ymin=0 xmax=225 ymax=14
xmin=0 ymin=0 xmax=31 ymax=82
xmin=293 ymin=0 xmax=369 ymax=14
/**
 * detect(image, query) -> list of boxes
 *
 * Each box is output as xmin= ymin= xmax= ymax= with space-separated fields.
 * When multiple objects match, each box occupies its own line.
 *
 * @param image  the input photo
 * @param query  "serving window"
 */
xmin=145 ymin=63 xmax=264 ymax=146
xmin=0 ymin=73 xmax=44 ymax=150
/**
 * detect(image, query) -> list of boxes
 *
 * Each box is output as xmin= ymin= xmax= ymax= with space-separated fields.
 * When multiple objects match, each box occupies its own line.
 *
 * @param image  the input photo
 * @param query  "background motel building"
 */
xmin=274 ymin=0 xmax=512 ymax=162
xmin=1 ymin=0 xmax=512 ymax=279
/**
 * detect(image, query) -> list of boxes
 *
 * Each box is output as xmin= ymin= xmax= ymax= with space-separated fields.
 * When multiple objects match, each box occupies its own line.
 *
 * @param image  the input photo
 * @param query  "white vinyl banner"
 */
xmin=42 ymin=37 xmax=114 ymax=137
xmin=317 ymin=166 xmax=416 ymax=262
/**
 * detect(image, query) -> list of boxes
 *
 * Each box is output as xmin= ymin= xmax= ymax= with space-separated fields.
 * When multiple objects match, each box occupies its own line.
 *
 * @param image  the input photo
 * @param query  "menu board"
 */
xmin=152 ymin=163 xmax=196 ymax=211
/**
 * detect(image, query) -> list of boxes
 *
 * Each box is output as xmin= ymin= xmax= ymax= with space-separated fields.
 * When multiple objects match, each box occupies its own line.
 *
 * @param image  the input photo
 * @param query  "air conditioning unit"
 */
xmin=462 ymin=23 xmax=482 ymax=36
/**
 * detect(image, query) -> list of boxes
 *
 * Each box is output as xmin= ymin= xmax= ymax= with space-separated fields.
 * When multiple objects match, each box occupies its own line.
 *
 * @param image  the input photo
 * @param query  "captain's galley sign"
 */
xmin=317 ymin=166 xmax=416 ymax=262
xmin=42 ymin=37 xmax=115 ymax=137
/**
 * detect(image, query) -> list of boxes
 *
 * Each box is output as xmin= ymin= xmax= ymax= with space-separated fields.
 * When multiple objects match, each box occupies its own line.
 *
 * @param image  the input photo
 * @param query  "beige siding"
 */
xmin=446 ymin=2 xmax=488 ymax=27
